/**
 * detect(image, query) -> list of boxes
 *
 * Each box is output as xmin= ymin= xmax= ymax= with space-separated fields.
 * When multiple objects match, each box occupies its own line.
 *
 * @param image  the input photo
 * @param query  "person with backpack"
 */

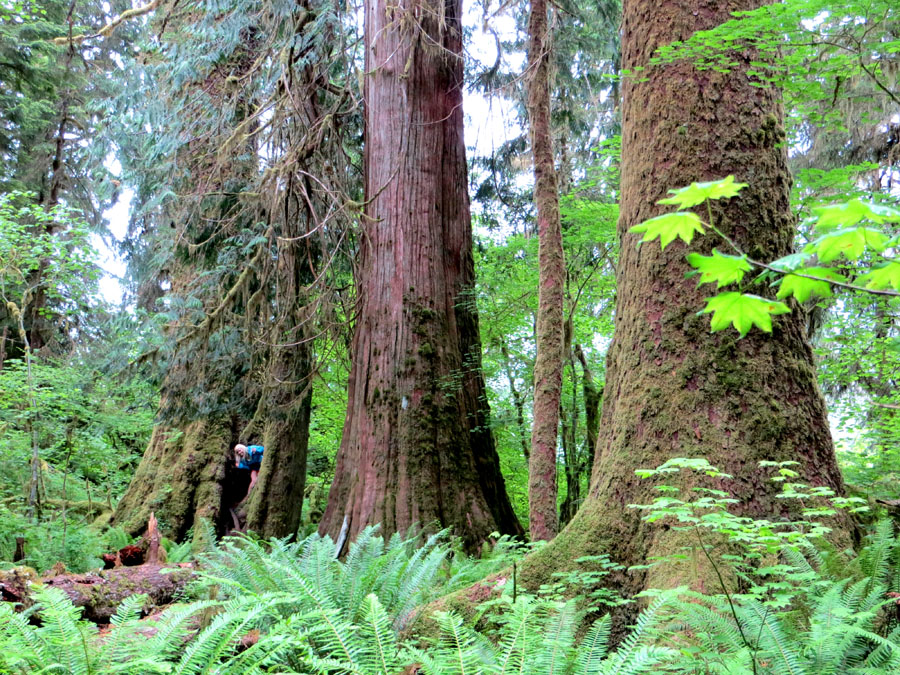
xmin=233 ymin=443 xmax=264 ymax=502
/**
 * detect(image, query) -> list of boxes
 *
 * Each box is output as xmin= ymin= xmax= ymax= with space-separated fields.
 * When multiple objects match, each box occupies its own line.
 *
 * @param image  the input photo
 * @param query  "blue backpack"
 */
xmin=239 ymin=445 xmax=264 ymax=470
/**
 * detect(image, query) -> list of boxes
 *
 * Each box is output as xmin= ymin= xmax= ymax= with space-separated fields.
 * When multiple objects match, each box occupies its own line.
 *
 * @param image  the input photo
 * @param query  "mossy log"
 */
xmin=40 ymin=563 xmax=194 ymax=623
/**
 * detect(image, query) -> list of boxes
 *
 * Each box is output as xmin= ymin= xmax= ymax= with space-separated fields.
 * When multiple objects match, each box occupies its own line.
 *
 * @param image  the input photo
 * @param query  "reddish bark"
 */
xmin=319 ymin=0 xmax=522 ymax=551
xmin=526 ymin=0 xmax=564 ymax=541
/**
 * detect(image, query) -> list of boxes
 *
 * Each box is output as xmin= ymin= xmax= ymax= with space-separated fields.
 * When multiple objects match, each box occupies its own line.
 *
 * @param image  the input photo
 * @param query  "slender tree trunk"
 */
xmin=574 ymin=343 xmax=600 ymax=466
xmin=319 ymin=0 xmax=522 ymax=551
xmin=510 ymin=0 xmax=847 ymax=618
xmin=499 ymin=338 xmax=531 ymax=462
xmin=559 ymin=355 xmax=580 ymax=525
xmin=526 ymin=0 xmax=564 ymax=541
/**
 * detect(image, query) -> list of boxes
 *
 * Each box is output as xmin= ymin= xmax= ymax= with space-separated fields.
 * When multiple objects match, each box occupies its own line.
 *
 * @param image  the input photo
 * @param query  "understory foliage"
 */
xmin=1 ymin=513 xmax=898 ymax=674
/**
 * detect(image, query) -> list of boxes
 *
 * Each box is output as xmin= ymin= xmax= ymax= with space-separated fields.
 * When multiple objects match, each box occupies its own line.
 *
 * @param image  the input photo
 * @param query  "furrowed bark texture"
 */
xmin=319 ymin=0 xmax=523 ymax=551
xmin=526 ymin=0 xmax=564 ymax=541
xmin=113 ymin=415 xmax=233 ymax=540
xmin=511 ymin=0 xmax=847 ymax=608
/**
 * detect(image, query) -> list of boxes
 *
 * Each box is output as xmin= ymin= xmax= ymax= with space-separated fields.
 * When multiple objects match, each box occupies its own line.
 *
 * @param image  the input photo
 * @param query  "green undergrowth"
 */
xmin=0 ymin=511 xmax=898 ymax=674
xmin=0 ymin=508 xmax=197 ymax=574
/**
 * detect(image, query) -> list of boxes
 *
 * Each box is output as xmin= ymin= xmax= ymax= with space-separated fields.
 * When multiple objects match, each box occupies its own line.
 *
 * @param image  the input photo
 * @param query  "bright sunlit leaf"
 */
xmin=629 ymin=211 xmax=705 ymax=250
xmin=686 ymin=249 xmax=751 ymax=288
xmin=856 ymin=262 xmax=900 ymax=292
xmin=775 ymin=268 xmax=843 ymax=303
xmin=700 ymin=292 xmax=790 ymax=337
xmin=813 ymin=199 xmax=900 ymax=229
xmin=806 ymin=227 xmax=890 ymax=262
xmin=658 ymin=175 xmax=748 ymax=209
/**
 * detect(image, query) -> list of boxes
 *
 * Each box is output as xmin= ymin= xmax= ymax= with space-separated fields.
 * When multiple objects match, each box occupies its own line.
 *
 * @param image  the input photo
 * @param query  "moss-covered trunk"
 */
xmin=243 ymin=224 xmax=315 ymax=539
xmin=113 ymin=415 xmax=235 ymax=540
xmin=318 ymin=0 xmax=523 ymax=552
xmin=513 ymin=0 xmax=847 ymax=605
xmin=526 ymin=0 xmax=564 ymax=542
xmin=115 ymin=3 xmax=342 ymax=544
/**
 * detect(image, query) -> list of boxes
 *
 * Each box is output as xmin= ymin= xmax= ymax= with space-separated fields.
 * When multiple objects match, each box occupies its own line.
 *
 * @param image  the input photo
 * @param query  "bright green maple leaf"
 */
xmin=658 ymin=175 xmax=748 ymax=209
xmin=813 ymin=199 xmax=900 ymax=230
xmin=856 ymin=262 xmax=900 ymax=292
xmin=700 ymin=292 xmax=791 ymax=337
xmin=686 ymin=249 xmax=751 ymax=288
xmin=776 ymin=267 xmax=844 ymax=303
xmin=630 ymin=211 xmax=705 ymax=250
xmin=806 ymin=227 xmax=890 ymax=262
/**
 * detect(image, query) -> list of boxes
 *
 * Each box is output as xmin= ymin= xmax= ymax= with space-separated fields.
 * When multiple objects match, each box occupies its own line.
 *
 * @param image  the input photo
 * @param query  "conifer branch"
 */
xmin=51 ymin=0 xmax=162 ymax=46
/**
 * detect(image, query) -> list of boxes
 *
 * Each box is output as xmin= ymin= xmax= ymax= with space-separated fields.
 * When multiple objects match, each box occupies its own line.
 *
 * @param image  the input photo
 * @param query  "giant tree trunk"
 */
xmin=513 ymin=0 xmax=846 ymax=605
xmin=526 ymin=0 xmax=564 ymax=542
xmin=113 ymin=413 xmax=236 ymax=540
xmin=319 ymin=0 xmax=523 ymax=551
xmin=114 ymin=6 xmax=338 ymax=542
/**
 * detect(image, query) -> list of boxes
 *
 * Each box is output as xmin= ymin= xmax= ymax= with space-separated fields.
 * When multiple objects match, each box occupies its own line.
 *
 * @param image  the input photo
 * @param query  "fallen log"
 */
xmin=2 ymin=513 xmax=192 ymax=623
xmin=41 ymin=563 xmax=195 ymax=623
xmin=0 ymin=567 xmax=39 ymax=609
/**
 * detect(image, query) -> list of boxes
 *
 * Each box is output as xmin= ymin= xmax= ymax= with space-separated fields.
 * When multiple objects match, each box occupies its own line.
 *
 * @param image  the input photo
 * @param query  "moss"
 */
xmin=418 ymin=342 xmax=435 ymax=358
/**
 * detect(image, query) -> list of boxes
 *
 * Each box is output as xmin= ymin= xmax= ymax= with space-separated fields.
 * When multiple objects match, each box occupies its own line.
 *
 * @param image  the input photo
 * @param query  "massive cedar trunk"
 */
xmin=526 ymin=0 xmax=564 ymax=541
xmin=510 ymin=0 xmax=846 ymax=605
xmin=319 ymin=0 xmax=522 ymax=551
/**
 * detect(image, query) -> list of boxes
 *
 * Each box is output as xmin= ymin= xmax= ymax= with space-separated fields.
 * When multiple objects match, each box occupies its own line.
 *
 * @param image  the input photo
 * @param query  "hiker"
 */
xmin=234 ymin=443 xmax=264 ymax=502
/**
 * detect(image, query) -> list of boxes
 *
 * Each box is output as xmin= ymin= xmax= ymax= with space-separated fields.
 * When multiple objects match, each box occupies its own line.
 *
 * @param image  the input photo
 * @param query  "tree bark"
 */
xmin=510 ymin=0 xmax=847 ymax=615
xmin=526 ymin=0 xmax=565 ymax=541
xmin=113 ymin=416 xmax=234 ymax=540
xmin=319 ymin=0 xmax=523 ymax=551
xmin=244 ymin=231 xmax=315 ymax=538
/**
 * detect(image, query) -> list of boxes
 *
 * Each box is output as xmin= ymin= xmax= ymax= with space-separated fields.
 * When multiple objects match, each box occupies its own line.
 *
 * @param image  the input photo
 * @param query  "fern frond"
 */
xmin=739 ymin=599 xmax=807 ymax=675
xmin=574 ymin=614 xmax=611 ymax=675
xmin=357 ymin=593 xmax=402 ymax=674
xmin=600 ymin=645 xmax=676 ymax=675
xmin=533 ymin=599 xmax=578 ymax=675
xmin=599 ymin=592 xmax=675 ymax=675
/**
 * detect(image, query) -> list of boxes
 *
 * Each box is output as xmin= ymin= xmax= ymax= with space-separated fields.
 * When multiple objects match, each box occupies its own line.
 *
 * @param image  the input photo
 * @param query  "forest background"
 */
xmin=0 ymin=0 xmax=899 ymax=671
